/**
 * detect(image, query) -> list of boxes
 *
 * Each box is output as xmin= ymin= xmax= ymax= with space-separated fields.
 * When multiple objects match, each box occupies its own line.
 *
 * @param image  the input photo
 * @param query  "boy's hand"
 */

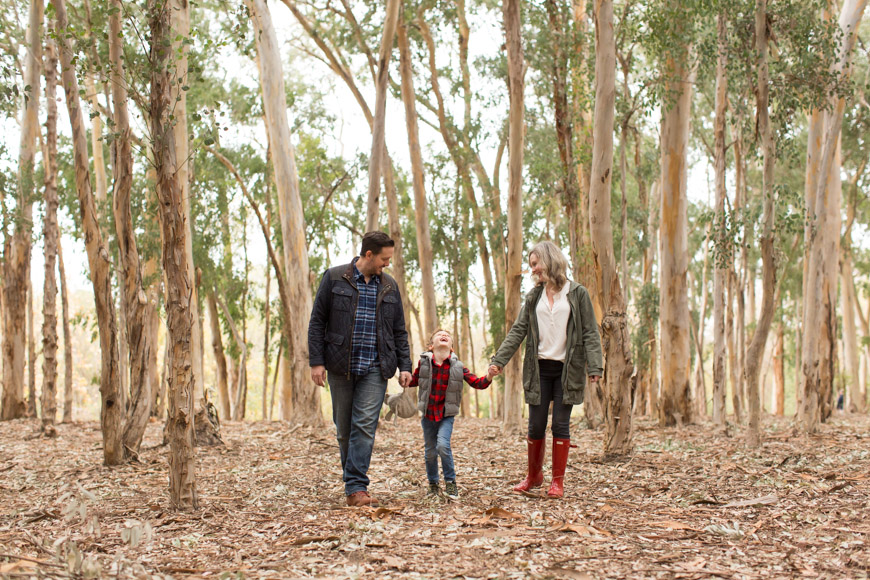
xmin=487 ymin=365 xmax=502 ymax=380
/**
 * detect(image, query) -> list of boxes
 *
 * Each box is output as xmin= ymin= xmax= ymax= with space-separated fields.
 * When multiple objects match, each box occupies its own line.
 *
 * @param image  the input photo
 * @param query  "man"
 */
xmin=309 ymin=231 xmax=412 ymax=507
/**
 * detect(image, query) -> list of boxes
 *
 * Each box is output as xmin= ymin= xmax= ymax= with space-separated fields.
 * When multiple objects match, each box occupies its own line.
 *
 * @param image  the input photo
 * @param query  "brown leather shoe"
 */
xmin=346 ymin=491 xmax=379 ymax=507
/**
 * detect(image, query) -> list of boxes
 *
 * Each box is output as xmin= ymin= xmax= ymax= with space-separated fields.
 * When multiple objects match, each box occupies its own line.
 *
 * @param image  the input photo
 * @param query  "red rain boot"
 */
xmin=547 ymin=438 xmax=570 ymax=498
xmin=513 ymin=438 xmax=546 ymax=493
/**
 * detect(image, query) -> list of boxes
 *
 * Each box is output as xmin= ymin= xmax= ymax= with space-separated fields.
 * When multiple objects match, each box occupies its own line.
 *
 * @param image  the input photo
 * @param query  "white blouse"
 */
xmin=536 ymin=282 xmax=571 ymax=362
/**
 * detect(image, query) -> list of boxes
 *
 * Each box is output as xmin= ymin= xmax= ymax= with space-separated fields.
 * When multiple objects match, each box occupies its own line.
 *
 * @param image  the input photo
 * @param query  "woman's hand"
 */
xmin=589 ymin=375 xmax=601 ymax=383
xmin=487 ymin=365 xmax=502 ymax=380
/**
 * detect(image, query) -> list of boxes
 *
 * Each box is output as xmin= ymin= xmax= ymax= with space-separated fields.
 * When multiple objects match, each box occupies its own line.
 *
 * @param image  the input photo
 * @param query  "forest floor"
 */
xmin=1 ymin=412 xmax=869 ymax=579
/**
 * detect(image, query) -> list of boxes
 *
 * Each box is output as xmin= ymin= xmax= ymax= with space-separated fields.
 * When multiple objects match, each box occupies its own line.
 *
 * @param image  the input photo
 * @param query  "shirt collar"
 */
xmin=351 ymin=256 xmax=380 ymax=285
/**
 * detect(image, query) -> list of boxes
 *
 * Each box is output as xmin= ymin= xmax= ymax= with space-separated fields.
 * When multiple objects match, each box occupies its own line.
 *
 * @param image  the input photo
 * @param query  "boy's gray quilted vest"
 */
xmin=417 ymin=352 xmax=465 ymax=418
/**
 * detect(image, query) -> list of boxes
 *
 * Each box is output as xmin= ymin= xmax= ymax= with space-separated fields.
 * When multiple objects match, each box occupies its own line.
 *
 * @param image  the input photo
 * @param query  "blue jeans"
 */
xmin=421 ymin=416 xmax=456 ymax=483
xmin=328 ymin=368 xmax=388 ymax=495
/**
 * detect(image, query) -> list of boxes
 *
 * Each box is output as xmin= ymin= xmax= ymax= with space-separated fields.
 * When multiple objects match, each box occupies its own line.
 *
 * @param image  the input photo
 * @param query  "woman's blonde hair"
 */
xmin=529 ymin=240 xmax=569 ymax=288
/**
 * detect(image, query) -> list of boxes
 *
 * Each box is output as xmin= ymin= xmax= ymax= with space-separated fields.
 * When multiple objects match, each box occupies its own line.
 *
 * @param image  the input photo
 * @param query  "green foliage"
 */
xmin=632 ymin=282 xmax=659 ymax=371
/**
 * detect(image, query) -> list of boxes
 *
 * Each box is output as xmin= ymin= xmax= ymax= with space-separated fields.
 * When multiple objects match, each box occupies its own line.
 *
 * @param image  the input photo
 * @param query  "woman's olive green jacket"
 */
xmin=491 ymin=281 xmax=603 ymax=406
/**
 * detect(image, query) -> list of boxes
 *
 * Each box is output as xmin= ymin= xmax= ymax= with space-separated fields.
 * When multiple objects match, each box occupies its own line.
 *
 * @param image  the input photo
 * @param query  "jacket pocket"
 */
xmin=381 ymin=293 xmax=398 ymax=318
xmin=332 ymin=286 xmax=353 ymax=311
xmin=325 ymin=332 xmax=346 ymax=368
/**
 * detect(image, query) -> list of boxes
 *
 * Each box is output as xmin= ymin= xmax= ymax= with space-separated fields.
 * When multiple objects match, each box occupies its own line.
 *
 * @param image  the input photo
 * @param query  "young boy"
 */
xmin=404 ymin=329 xmax=497 ymax=499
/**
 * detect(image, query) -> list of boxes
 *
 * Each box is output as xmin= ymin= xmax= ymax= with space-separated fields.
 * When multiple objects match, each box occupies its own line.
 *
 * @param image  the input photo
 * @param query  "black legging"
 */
xmin=527 ymin=359 xmax=572 ymax=440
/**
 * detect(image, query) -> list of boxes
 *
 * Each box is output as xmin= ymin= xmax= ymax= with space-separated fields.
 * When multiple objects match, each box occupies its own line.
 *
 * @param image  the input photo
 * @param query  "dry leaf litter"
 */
xmin=1 ymin=414 xmax=869 ymax=579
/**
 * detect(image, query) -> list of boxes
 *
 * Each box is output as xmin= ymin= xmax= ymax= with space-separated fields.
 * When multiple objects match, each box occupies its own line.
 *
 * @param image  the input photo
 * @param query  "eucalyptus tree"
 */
xmin=52 ymin=0 xmax=124 ymax=464
xmin=41 ymin=19 xmax=59 ymax=434
xmin=149 ymin=0 xmax=199 ymax=509
xmin=802 ymin=0 xmax=868 ymax=431
xmin=2 ymin=0 xmax=41 ymax=421
xmin=247 ymin=0 xmax=321 ymax=426
xmin=647 ymin=0 xmax=696 ymax=426
xmin=110 ymin=0 xmax=154 ymax=459
xmin=588 ymin=0 xmax=634 ymax=455
xmin=501 ymin=0 xmax=527 ymax=429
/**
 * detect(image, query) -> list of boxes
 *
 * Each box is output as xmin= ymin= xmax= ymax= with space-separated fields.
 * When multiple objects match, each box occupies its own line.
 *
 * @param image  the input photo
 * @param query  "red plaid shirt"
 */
xmin=408 ymin=355 xmax=491 ymax=421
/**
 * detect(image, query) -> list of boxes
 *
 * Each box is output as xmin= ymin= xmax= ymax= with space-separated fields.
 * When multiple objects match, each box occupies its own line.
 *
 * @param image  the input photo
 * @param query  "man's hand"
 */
xmin=487 ymin=365 xmax=502 ymax=380
xmin=589 ymin=375 xmax=601 ymax=383
xmin=311 ymin=365 xmax=327 ymax=387
xmin=399 ymin=371 xmax=412 ymax=388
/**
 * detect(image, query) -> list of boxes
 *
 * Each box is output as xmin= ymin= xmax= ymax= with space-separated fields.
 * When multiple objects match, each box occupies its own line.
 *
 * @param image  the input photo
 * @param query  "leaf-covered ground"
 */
xmin=1 ymin=413 xmax=869 ymax=579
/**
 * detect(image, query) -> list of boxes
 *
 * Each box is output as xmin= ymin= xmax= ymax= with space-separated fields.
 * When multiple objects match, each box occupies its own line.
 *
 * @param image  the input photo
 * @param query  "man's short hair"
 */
xmin=360 ymin=231 xmax=395 ymax=256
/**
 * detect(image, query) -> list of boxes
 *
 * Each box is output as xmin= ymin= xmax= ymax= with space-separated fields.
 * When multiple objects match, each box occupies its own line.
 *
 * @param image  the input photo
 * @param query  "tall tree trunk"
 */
xmin=732 ymin=117 xmax=747 ymax=422
xmin=589 ymin=0 xmax=634 ymax=455
xmin=569 ymin=0 xmax=596 ymax=311
xmin=168 ymin=0 xmax=214 ymax=442
xmin=398 ymin=20 xmax=438 ymax=335
xmin=207 ymin=292 xmax=231 ymax=420
xmin=745 ymin=0 xmax=777 ymax=447
xmin=111 ymin=0 xmax=153 ymax=459
xmin=802 ymin=0 xmax=867 ymax=432
xmin=639 ymin=181 xmax=659 ymax=417
xmin=41 ymin=31 xmax=60 ymax=433
xmin=217 ymin=295 xmax=247 ymax=421
xmin=59 ymin=238 xmax=73 ymax=423
xmin=54 ymin=0 xmax=123 ymax=463
xmin=842 ymin=227 xmax=865 ymax=413
xmin=712 ymin=9 xmax=729 ymax=426
xmin=2 ymin=0 xmax=42 ymax=421
xmin=773 ymin=314 xmax=785 ymax=416
xmin=150 ymin=0 xmax=199 ymax=507
xmin=27 ymin=278 xmax=37 ymax=418
xmin=690 ymin=232 xmax=711 ymax=419
xmin=417 ymin=11 xmax=499 ymax=341
xmin=248 ymin=0 xmax=320 ymax=425
xmin=84 ymin=73 xmax=108 ymax=205
xmin=263 ymin=205 xmax=272 ymax=421
xmin=502 ymin=0 xmax=526 ymax=430
xmin=365 ymin=0 xmax=402 ymax=231
xmin=658 ymin=23 xmax=693 ymax=427
xmin=384 ymin=159 xmax=414 ymax=356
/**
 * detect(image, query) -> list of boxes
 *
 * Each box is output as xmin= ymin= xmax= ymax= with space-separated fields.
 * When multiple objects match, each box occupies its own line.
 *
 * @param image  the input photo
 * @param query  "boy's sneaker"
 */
xmin=427 ymin=482 xmax=441 ymax=497
xmin=445 ymin=481 xmax=459 ymax=499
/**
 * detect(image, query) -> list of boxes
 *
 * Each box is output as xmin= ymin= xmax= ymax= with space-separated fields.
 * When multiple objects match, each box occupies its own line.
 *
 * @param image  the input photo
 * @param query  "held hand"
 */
xmin=588 ymin=375 xmax=601 ymax=383
xmin=311 ymin=365 xmax=327 ymax=387
xmin=487 ymin=365 xmax=502 ymax=379
xmin=399 ymin=371 xmax=412 ymax=388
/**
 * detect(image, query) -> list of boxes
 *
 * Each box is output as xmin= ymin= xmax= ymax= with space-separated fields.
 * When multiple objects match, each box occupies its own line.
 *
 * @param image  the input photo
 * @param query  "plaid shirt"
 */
xmin=350 ymin=258 xmax=380 ymax=376
xmin=409 ymin=355 xmax=490 ymax=421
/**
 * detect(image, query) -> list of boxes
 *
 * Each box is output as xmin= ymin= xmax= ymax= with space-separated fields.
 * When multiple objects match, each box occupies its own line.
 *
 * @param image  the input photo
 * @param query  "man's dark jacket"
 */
xmin=309 ymin=262 xmax=412 ymax=380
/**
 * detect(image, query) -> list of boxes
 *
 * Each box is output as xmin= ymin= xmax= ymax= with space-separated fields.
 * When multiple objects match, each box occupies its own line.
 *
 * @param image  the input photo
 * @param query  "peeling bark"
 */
xmin=53 ymin=0 xmax=123 ymax=463
xmin=589 ymin=0 xmax=634 ymax=455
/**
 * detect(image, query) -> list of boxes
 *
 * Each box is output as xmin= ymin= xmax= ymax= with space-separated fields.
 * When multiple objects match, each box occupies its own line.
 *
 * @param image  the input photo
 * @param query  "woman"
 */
xmin=489 ymin=241 xmax=602 ymax=499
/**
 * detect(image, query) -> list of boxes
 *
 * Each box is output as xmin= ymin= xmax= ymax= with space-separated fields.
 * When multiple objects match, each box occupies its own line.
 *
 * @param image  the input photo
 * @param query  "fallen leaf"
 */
xmin=382 ymin=555 xmax=404 ymax=568
xmin=545 ymin=568 xmax=592 ymax=579
xmin=723 ymin=494 xmax=777 ymax=508
xmin=278 ymin=535 xmax=339 ymax=546
xmin=483 ymin=507 xmax=524 ymax=520
xmin=372 ymin=507 xmax=401 ymax=521
xmin=0 ymin=560 xmax=38 ymax=573
xmin=648 ymin=520 xmax=701 ymax=531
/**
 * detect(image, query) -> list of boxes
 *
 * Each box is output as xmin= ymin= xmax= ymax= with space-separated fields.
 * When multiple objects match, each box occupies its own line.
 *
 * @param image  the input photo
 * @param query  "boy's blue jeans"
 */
xmin=328 ymin=368 xmax=388 ymax=495
xmin=421 ymin=416 xmax=456 ymax=483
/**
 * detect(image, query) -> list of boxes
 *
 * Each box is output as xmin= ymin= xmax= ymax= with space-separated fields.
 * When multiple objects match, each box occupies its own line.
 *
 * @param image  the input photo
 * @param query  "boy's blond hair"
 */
xmin=427 ymin=328 xmax=452 ymax=348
